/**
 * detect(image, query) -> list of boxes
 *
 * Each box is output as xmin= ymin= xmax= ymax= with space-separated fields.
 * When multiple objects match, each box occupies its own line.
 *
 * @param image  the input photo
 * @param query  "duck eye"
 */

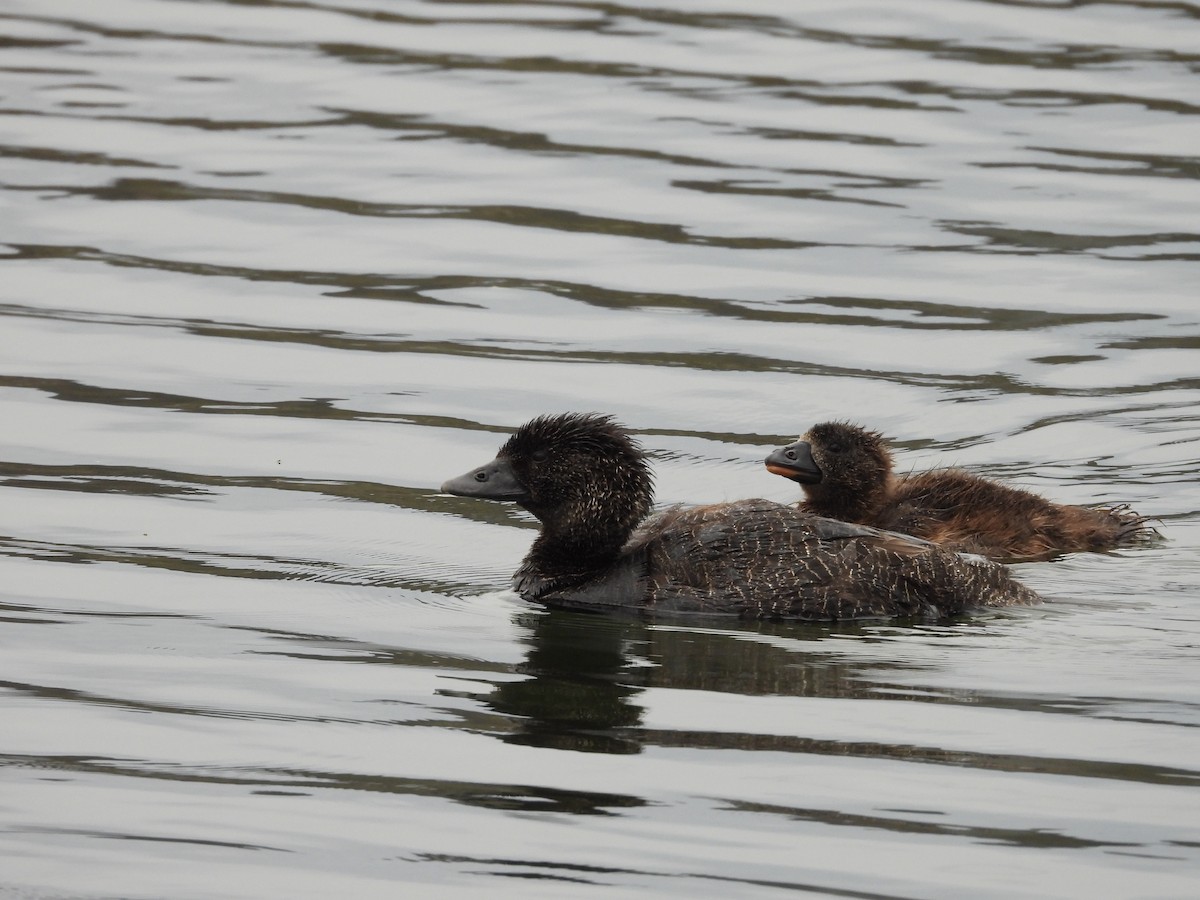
xmin=827 ymin=443 xmax=845 ymax=454
xmin=531 ymin=449 xmax=549 ymax=463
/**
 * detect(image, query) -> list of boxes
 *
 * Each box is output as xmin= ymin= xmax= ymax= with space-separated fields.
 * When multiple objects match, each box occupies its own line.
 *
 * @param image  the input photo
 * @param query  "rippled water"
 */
xmin=2 ymin=0 xmax=1199 ymax=896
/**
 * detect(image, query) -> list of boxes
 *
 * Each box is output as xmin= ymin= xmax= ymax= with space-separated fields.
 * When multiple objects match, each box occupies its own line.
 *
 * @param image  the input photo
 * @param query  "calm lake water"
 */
xmin=2 ymin=0 xmax=1199 ymax=897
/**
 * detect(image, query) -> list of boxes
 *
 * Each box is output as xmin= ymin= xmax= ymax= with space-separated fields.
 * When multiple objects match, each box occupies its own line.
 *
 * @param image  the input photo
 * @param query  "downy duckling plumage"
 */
xmin=442 ymin=413 xmax=1041 ymax=620
xmin=765 ymin=421 xmax=1153 ymax=562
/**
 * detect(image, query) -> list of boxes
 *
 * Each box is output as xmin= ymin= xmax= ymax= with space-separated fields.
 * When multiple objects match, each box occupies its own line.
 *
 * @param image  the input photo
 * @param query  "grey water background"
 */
xmin=2 ymin=0 xmax=1199 ymax=897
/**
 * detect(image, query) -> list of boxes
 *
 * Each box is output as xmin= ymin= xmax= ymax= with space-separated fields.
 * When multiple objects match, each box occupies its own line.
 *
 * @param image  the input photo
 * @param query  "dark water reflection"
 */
xmin=3 ymin=0 xmax=1200 ymax=896
xmin=489 ymin=612 xmax=928 ymax=755
xmin=485 ymin=612 xmax=1200 ymax=787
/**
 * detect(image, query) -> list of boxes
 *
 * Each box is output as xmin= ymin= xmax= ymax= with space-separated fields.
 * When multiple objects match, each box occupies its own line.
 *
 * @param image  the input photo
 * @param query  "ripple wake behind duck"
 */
xmin=441 ymin=413 xmax=1040 ymax=621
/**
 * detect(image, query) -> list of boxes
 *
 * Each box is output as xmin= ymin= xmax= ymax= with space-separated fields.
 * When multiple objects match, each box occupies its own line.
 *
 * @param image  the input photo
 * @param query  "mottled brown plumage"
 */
xmin=442 ymin=413 xmax=1041 ymax=620
xmin=765 ymin=421 xmax=1154 ymax=562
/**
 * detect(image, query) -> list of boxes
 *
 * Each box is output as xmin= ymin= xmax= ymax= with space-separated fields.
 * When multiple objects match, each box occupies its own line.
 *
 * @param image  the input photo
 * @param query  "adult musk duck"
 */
xmin=441 ymin=413 xmax=1041 ymax=620
xmin=765 ymin=421 xmax=1152 ymax=562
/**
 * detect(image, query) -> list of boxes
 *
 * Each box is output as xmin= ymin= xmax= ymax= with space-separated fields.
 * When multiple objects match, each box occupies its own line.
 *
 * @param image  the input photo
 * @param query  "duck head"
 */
xmin=765 ymin=421 xmax=893 ymax=522
xmin=441 ymin=413 xmax=654 ymax=556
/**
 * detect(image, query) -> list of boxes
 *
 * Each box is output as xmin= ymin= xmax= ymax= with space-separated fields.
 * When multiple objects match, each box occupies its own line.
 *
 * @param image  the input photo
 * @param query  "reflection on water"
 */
xmin=484 ymin=611 xmax=1200 ymax=786
xmin=2 ymin=0 xmax=1200 ymax=897
xmin=489 ymin=613 xmax=645 ymax=754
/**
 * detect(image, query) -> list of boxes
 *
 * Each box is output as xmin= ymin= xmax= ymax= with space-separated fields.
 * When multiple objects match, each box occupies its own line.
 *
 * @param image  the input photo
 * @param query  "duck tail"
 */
xmin=1103 ymin=503 xmax=1161 ymax=545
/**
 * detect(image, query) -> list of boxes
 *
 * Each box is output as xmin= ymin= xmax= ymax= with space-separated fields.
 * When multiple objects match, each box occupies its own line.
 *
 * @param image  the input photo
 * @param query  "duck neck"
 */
xmin=805 ymin=472 xmax=896 ymax=524
xmin=515 ymin=507 xmax=642 ymax=598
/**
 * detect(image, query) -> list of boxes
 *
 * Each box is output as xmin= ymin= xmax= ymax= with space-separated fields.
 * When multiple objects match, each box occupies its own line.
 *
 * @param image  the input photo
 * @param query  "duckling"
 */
xmin=441 ymin=413 xmax=1041 ymax=620
xmin=765 ymin=421 xmax=1152 ymax=562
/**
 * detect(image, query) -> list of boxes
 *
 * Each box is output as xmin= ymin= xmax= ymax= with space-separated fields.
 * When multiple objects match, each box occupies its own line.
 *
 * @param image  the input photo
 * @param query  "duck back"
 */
xmin=535 ymin=499 xmax=1041 ymax=621
xmin=886 ymin=469 xmax=1150 ymax=560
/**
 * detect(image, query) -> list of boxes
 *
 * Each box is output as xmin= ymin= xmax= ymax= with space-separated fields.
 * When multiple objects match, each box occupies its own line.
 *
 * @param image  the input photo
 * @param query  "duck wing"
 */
xmin=633 ymin=499 xmax=1039 ymax=621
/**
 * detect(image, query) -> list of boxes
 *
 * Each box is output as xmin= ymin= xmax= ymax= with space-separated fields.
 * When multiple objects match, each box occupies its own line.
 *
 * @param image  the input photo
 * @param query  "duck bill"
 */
xmin=764 ymin=441 xmax=823 ymax=484
xmin=440 ymin=456 xmax=530 ymax=502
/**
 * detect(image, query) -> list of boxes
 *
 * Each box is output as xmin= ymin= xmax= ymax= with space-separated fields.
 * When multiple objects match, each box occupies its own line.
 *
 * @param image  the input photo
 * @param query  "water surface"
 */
xmin=2 ymin=1 xmax=1199 ymax=897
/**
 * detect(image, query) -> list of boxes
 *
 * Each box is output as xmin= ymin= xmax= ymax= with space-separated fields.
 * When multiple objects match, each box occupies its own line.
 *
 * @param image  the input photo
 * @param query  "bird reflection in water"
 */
xmin=485 ymin=610 xmax=932 ymax=755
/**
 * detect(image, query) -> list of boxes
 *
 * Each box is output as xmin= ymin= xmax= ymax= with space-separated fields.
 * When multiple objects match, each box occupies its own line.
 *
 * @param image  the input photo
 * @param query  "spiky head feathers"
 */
xmin=802 ymin=421 xmax=894 ymax=521
xmin=500 ymin=413 xmax=654 ymax=540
